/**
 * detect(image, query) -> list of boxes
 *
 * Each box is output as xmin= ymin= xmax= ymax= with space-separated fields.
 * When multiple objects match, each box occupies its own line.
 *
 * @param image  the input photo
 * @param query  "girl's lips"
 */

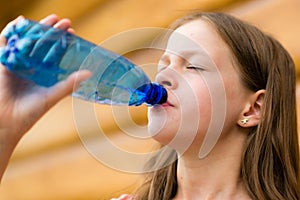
xmin=161 ymin=100 xmax=174 ymax=107
xmin=151 ymin=100 xmax=175 ymax=110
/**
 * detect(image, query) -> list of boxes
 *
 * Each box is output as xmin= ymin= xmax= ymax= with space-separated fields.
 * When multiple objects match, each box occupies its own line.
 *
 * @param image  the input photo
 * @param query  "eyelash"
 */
xmin=157 ymin=62 xmax=204 ymax=72
xmin=186 ymin=65 xmax=204 ymax=71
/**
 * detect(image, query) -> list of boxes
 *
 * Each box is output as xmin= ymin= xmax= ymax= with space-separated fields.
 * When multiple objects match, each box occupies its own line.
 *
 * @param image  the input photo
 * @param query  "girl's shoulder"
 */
xmin=111 ymin=194 xmax=133 ymax=200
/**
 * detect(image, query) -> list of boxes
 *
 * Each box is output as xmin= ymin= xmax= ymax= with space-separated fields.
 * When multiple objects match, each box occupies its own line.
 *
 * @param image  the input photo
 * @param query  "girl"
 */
xmin=0 ymin=12 xmax=299 ymax=200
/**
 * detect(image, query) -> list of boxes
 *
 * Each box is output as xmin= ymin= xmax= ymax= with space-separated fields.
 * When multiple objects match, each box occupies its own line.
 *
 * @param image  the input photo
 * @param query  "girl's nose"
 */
xmin=155 ymin=67 xmax=178 ymax=90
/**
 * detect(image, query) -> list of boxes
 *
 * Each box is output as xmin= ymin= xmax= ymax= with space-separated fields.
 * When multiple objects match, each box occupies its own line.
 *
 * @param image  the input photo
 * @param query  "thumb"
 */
xmin=45 ymin=70 xmax=92 ymax=108
xmin=0 ymin=35 xmax=6 ymax=47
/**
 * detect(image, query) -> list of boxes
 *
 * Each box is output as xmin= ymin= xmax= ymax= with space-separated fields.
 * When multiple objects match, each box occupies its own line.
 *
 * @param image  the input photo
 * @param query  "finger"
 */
xmin=67 ymin=28 xmax=75 ymax=34
xmin=1 ymin=15 xmax=25 ymax=36
xmin=0 ymin=15 xmax=25 ymax=46
xmin=71 ymin=70 xmax=92 ymax=90
xmin=45 ymin=70 xmax=92 ymax=109
xmin=29 ymin=29 xmax=65 ymax=62
xmin=39 ymin=14 xmax=59 ymax=26
xmin=53 ymin=18 xmax=72 ymax=30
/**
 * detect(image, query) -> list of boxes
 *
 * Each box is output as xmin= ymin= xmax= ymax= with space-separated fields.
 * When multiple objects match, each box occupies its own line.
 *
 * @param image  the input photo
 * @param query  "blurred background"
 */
xmin=0 ymin=0 xmax=300 ymax=199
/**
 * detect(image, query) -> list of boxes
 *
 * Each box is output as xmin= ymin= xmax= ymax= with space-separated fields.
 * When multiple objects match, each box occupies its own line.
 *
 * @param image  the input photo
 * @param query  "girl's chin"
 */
xmin=147 ymin=107 xmax=167 ymax=136
xmin=147 ymin=120 xmax=181 ymax=147
xmin=147 ymin=120 xmax=165 ymax=138
xmin=148 ymin=130 xmax=176 ymax=147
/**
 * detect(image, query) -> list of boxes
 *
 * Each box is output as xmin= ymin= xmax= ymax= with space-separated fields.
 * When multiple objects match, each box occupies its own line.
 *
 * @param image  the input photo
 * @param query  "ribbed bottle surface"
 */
xmin=0 ymin=19 xmax=167 ymax=106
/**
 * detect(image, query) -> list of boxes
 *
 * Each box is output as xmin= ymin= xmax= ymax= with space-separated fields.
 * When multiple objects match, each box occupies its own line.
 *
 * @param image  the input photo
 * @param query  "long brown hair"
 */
xmin=134 ymin=12 xmax=300 ymax=200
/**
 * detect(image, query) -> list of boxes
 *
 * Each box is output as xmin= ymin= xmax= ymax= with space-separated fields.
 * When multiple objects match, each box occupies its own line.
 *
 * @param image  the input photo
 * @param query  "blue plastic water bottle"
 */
xmin=0 ymin=19 xmax=167 ymax=106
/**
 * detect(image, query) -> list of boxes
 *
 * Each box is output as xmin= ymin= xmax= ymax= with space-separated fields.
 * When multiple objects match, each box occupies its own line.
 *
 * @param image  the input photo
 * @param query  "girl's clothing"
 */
xmin=111 ymin=194 xmax=132 ymax=200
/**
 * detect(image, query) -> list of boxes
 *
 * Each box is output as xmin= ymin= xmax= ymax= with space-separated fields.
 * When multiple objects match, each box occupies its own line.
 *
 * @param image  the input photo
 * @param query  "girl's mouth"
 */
xmin=160 ymin=100 xmax=174 ymax=107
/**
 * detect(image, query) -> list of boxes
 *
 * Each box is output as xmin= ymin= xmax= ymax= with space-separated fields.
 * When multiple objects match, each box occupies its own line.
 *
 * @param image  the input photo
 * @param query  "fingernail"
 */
xmin=16 ymin=15 xmax=25 ymax=20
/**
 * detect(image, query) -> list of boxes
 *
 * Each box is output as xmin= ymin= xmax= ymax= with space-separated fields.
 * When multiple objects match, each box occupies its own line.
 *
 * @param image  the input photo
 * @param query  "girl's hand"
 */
xmin=0 ymin=14 xmax=91 ymax=180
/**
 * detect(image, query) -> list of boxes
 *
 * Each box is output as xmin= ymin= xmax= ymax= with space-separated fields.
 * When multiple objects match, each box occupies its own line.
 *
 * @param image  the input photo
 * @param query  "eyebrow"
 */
xmin=161 ymin=48 xmax=216 ymax=70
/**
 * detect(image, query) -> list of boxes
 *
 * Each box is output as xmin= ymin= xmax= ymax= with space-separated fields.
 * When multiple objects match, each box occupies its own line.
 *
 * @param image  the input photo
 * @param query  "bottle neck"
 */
xmin=145 ymin=83 xmax=167 ymax=106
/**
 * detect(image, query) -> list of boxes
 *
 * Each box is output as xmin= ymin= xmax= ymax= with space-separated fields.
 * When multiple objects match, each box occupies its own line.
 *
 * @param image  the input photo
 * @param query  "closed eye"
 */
xmin=186 ymin=64 xmax=204 ymax=71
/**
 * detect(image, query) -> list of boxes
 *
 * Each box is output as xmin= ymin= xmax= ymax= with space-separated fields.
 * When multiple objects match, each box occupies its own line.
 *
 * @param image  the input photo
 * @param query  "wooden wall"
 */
xmin=0 ymin=0 xmax=300 ymax=199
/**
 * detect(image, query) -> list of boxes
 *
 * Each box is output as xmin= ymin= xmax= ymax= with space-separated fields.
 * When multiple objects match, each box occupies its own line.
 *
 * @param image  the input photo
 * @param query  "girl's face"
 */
xmin=148 ymin=19 xmax=251 ymax=155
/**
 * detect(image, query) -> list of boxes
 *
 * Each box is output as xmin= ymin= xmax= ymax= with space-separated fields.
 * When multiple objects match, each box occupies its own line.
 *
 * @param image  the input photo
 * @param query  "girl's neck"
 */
xmin=173 ymin=132 xmax=251 ymax=200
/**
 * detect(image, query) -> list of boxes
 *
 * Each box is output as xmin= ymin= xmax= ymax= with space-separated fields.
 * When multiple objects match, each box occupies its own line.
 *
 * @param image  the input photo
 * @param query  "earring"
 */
xmin=241 ymin=118 xmax=249 ymax=125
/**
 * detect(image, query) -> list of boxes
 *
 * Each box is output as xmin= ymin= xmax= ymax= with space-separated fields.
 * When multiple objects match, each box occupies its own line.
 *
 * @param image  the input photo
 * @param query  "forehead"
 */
xmin=173 ymin=19 xmax=221 ymax=53
xmin=168 ymin=19 xmax=232 ymax=69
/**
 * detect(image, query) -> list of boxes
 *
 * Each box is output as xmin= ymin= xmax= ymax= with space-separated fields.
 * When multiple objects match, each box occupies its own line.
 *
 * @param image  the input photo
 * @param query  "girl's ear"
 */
xmin=237 ymin=89 xmax=265 ymax=128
